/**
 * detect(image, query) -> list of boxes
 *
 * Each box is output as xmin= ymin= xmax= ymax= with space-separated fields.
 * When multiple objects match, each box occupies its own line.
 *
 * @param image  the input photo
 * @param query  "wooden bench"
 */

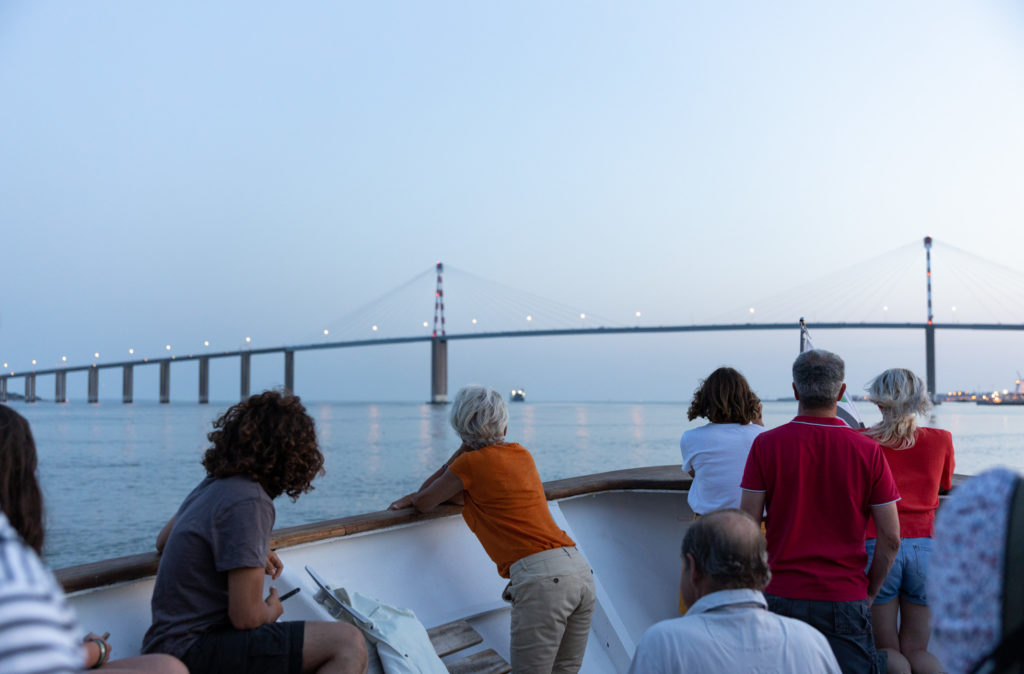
xmin=427 ymin=620 xmax=510 ymax=674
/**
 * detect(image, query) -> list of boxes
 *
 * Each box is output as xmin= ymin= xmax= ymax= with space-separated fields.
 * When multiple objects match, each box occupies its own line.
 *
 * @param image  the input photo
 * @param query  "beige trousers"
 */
xmin=502 ymin=546 xmax=596 ymax=674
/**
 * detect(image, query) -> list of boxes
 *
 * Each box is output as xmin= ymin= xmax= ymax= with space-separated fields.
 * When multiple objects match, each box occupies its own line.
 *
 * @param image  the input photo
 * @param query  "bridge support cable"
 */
xmin=708 ymin=241 xmax=921 ymax=325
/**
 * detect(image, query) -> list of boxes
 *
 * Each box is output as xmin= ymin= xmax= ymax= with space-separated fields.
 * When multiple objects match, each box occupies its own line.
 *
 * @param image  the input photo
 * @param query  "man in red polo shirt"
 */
xmin=741 ymin=349 xmax=901 ymax=674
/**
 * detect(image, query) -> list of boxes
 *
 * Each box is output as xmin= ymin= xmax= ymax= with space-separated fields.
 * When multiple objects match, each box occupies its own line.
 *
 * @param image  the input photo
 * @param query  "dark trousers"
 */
xmin=766 ymin=594 xmax=886 ymax=674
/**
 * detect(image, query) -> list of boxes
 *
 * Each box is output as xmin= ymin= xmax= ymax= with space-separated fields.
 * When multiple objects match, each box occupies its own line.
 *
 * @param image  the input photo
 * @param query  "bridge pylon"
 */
xmin=924 ymin=237 xmax=937 ymax=401
xmin=430 ymin=261 xmax=448 ymax=404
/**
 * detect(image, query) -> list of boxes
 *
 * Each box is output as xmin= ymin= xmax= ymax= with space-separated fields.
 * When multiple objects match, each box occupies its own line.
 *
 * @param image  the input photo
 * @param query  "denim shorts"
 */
xmin=865 ymin=536 xmax=931 ymax=606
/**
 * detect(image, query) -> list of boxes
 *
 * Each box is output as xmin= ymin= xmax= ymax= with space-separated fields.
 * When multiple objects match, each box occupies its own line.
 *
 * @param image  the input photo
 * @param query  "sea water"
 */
xmin=13 ymin=399 xmax=1024 ymax=570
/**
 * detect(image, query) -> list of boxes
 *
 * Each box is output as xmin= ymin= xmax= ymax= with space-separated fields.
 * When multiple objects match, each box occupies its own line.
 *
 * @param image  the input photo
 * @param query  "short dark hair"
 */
xmin=203 ymin=390 xmax=325 ymax=501
xmin=687 ymin=367 xmax=761 ymax=424
xmin=0 ymin=405 xmax=45 ymax=554
xmin=682 ymin=508 xmax=770 ymax=591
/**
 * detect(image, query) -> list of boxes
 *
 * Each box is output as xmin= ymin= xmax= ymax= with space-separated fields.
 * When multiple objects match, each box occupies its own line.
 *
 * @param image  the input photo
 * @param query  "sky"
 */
xmin=2 ymin=1 xmax=1024 ymax=403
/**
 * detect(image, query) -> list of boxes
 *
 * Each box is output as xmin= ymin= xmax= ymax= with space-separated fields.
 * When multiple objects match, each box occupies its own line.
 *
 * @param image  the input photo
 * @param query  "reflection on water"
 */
xmin=9 ymin=399 xmax=1024 ymax=569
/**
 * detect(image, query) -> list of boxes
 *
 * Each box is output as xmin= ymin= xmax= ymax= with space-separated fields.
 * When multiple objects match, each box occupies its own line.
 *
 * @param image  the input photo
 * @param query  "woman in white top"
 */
xmin=681 ymin=367 xmax=764 ymax=516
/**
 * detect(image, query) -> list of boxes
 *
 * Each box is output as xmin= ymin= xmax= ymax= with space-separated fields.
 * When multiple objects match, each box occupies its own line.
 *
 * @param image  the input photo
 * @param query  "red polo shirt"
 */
xmin=741 ymin=416 xmax=900 ymax=601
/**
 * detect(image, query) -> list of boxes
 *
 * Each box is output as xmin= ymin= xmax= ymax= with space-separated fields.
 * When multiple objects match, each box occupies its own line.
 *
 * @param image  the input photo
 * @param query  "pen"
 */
xmin=280 ymin=587 xmax=301 ymax=601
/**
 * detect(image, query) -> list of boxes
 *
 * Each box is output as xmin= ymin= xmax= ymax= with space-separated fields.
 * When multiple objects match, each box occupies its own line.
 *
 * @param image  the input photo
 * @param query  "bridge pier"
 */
xmin=198 ymin=357 xmax=209 ymax=404
xmin=159 ymin=361 xmax=171 ymax=403
xmin=925 ymin=324 xmax=936 ymax=400
xmin=122 ymin=365 xmax=134 ymax=404
xmin=25 ymin=374 xmax=36 ymax=403
xmin=240 ymin=353 xmax=251 ymax=401
xmin=55 ymin=371 xmax=67 ymax=403
xmin=0 ymin=378 xmax=6 ymax=403
xmin=284 ymin=350 xmax=294 ymax=394
xmin=430 ymin=339 xmax=448 ymax=404
xmin=88 ymin=368 xmax=99 ymax=403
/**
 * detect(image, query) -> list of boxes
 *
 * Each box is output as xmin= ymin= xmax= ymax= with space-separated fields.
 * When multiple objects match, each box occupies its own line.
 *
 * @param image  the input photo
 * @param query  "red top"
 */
xmin=449 ymin=442 xmax=575 ymax=578
xmin=741 ymin=416 xmax=900 ymax=601
xmin=864 ymin=426 xmax=954 ymax=539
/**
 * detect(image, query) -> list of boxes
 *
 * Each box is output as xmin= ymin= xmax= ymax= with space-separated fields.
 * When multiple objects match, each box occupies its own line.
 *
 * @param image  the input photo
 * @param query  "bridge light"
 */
xmin=472 ymin=318 xmax=478 ymax=324
xmin=129 ymin=348 xmax=135 ymax=355
xmin=94 ymin=352 xmax=100 ymax=359
xmin=372 ymin=325 xmax=379 ymax=332
xmin=203 ymin=340 xmax=210 ymax=347
xmin=2 ymin=363 xmax=6 ymax=368
xmin=61 ymin=356 xmax=67 ymax=362
xmin=580 ymin=313 xmax=586 ymax=320
xmin=422 ymin=322 xmax=428 ymax=328
xmin=323 ymin=329 xmax=329 ymax=336
xmin=165 ymin=344 xmax=171 ymax=351
xmin=31 ymin=359 xmax=36 ymax=365
xmin=526 ymin=315 xmax=533 ymax=322
xmin=635 ymin=311 xmax=642 ymax=318
xmin=748 ymin=308 xmax=755 ymax=314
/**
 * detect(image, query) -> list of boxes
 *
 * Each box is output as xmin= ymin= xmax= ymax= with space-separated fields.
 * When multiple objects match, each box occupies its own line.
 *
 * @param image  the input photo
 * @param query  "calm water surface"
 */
xmin=14 ymin=399 xmax=1024 ymax=570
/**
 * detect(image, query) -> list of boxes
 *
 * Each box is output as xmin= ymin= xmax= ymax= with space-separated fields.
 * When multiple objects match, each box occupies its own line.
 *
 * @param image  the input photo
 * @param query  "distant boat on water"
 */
xmin=509 ymin=389 xmax=525 ymax=402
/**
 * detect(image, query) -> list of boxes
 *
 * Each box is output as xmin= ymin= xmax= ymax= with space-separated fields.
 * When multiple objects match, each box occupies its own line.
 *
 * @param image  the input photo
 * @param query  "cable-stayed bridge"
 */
xmin=4 ymin=237 xmax=1024 ymax=404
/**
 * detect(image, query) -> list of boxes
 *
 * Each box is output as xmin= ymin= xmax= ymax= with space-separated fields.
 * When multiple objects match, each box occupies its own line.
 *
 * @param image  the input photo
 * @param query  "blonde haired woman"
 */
xmin=863 ymin=369 xmax=955 ymax=674
xmin=390 ymin=386 xmax=595 ymax=673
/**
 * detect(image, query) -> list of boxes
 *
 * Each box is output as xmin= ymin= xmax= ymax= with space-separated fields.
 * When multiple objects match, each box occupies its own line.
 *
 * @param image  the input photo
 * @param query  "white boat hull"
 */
xmin=64 ymin=467 xmax=692 ymax=672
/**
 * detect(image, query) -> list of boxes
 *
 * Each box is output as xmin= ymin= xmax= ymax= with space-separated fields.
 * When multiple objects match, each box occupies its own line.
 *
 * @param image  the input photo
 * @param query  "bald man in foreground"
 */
xmin=628 ymin=509 xmax=840 ymax=673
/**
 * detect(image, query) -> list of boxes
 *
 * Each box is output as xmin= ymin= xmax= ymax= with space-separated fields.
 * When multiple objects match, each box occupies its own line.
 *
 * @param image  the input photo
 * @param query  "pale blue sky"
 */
xmin=2 ymin=1 xmax=1024 ymax=402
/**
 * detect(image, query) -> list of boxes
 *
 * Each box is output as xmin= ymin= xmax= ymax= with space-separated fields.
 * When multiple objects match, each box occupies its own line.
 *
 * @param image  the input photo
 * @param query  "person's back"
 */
xmin=0 ymin=510 xmax=81 ymax=673
xmin=143 ymin=475 xmax=274 ymax=658
xmin=745 ymin=416 xmax=894 ymax=600
xmin=865 ymin=426 xmax=954 ymax=539
xmin=680 ymin=367 xmax=765 ymax=514
xmin=740 ymin=350 xmax=900 ymax=674
xmin=630 ymin=589 xmax=840 ymax=672
xmin=628 ymin=509 xmax=840 ymax=673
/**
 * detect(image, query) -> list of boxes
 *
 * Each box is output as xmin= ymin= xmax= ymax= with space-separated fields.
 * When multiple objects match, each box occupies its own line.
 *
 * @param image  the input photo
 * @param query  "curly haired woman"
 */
xmin=143 ymin=390 xmax=367 ymax=674
xmin=862 ymin=368 xmax=955 ymax=674
xmin=681 ymin=367 xmax=764 ymax=517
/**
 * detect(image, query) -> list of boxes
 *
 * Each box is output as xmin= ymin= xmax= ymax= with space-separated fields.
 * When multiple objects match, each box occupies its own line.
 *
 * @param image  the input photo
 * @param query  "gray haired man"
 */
xmin=741 ymin=349 xmax=901 ymax=674
xmin=628 ymin=509 xmax=840 ymax=673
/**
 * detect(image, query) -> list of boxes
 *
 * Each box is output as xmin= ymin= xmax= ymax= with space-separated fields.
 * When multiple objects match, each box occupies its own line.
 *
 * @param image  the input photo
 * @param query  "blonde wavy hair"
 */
xmin=864 ymin=368 xmax=931 ymax=449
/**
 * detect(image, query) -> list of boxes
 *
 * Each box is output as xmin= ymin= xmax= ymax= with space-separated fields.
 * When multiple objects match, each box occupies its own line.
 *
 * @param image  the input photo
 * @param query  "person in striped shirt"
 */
xmin=0 ymin=404 xmax=186 ymax=673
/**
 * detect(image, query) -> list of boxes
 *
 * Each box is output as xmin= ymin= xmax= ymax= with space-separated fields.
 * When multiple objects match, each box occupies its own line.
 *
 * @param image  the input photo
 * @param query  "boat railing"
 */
xmin=57 ymin=464 xmax=691 ymax=593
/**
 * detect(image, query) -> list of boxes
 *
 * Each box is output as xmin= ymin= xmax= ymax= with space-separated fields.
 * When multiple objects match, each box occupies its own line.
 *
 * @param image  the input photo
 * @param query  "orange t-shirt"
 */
xmin=448 ymin=442 xmax=575 ymax=578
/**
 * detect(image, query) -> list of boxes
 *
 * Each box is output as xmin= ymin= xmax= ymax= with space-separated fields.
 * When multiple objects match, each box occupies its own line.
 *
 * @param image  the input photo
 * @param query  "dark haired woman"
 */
xmin=0 ymin=404 xmax=186 ymax=673
xmin=142 ymin=391 xmax=367 ymax=674
xmin=681 ymin=367 xmax=764 ymax=517
xmin=862 ymin=368 xmax=954 ymax=674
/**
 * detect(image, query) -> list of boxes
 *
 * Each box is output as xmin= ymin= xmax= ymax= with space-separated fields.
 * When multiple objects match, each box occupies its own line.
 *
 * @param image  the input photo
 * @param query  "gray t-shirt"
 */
xmin=142 ymin=475 xmax=275 ymax=659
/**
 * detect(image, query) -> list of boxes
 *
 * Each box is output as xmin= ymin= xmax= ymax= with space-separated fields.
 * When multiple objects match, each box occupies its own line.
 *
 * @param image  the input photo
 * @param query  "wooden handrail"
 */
xmin=57 ymin=464 xmax=690 ymax=593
